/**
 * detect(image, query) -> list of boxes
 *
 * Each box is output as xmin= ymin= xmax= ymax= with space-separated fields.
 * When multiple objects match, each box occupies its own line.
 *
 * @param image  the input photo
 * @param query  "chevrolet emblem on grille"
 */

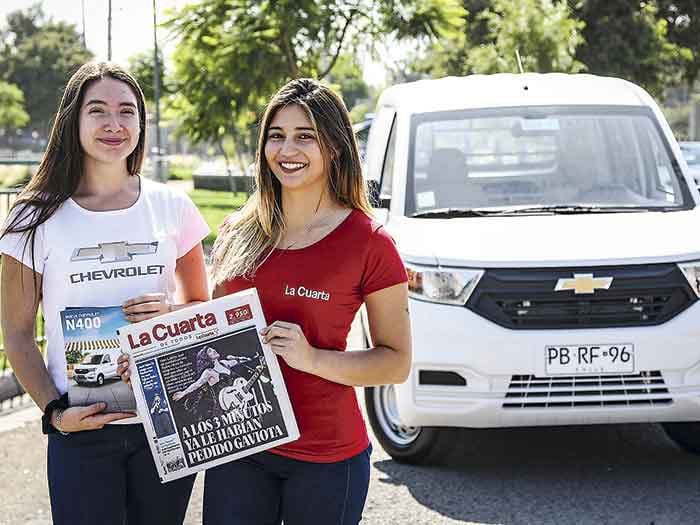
xmin=554 ymin=273 xmax=613 ymax=294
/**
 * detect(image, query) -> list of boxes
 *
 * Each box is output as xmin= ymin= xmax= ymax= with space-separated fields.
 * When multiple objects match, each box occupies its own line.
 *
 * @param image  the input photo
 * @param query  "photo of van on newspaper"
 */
xmin=119 ymin=288 xmax=299 ymax=483
xmin=60 ymin=306 xmax=135 ymax=412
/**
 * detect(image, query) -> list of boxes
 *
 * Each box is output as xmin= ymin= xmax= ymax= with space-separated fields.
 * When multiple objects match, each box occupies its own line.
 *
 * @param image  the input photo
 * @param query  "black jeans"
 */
xmin=47 ymin=424 xmax=195 ymax=525
xmin=203 ymin=446 xmax=372 ymax=525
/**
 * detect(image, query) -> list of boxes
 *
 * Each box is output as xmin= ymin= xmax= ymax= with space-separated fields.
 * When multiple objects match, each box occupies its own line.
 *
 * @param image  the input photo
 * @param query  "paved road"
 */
xmin=2 ymin=316 xmax=699 ymax=524
xmin=2 ymin=404 xmax=700 ymax=524
xmin=3 ymin=411 xmax=700 ymax=524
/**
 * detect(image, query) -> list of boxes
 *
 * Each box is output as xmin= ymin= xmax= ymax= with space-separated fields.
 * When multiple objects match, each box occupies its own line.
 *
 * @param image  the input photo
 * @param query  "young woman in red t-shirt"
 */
xmin=205 ymin=78 xmax=411 ymax=524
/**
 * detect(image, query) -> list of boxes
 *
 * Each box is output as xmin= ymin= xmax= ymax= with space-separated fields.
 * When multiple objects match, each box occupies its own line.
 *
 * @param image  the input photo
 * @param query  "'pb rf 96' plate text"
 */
xmin=545 ymin=344 xmax=634 ymax=375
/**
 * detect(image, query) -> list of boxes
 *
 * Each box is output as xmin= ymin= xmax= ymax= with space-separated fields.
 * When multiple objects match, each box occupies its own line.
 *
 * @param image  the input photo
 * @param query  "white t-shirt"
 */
xmin=0 ymin=177 xmax=210 ymax=397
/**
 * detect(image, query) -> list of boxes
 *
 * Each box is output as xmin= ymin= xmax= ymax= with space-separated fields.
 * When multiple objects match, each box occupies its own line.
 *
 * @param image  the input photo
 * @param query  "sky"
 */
xmin=0 ymin=0 xmax=387 ymax=86
xmin=0 ymin=0 xmax=188 ymax=66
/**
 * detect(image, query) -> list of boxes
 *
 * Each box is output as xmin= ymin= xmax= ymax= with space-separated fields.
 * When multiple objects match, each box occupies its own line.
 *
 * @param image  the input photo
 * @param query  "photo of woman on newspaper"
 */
xmin=149 ymin=393 xmax=175 ymax=438
xmin=171 ymin=344 xmax=268 ymax=417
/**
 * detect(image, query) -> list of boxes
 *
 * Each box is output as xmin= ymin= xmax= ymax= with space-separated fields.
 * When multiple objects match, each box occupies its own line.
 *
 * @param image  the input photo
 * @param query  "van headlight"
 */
xmin=679 ymin=261 xmax=700 ymax=297
xmin=406 ymin=263 xmax=484 ymax=305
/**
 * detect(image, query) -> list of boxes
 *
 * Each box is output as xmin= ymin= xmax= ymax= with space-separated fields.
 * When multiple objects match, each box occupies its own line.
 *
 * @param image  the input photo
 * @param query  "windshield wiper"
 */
xmin=492 ymin=204 xmax=666 ymax=215
xmin=411 ymin=207 xmax=501 ymax=218
xmin=412 ymin=204 xmax=681 ymax=218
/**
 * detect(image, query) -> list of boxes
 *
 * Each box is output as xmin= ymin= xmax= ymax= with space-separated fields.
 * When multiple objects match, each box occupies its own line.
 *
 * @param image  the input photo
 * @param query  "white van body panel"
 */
xmin=387 ymin=210 xmax=700 ymax=268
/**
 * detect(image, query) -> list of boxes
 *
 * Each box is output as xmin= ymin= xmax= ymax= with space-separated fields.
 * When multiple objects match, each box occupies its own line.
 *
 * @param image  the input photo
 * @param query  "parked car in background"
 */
xmin=363 ymin=73 xmax=700 ymax=465
xmin=680 ymin=141 xmax=700 ymax=187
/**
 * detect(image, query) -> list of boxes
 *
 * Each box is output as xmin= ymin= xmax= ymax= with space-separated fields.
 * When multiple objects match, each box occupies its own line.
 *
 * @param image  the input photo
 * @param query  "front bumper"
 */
xmin=391 ymin=298 xmax=700 ymax=428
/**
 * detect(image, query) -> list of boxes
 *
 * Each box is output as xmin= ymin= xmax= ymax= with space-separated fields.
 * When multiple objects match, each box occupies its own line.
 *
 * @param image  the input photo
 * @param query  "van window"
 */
xmin=408 ymin=106 xmax=690 ymax=215
xmin=366 ymin=107 xmax=396 ymax=183
xmin=82 ymin=354 xmax=103 ymax=365
xmin=380 ymin=116 xmax=397 ymax=197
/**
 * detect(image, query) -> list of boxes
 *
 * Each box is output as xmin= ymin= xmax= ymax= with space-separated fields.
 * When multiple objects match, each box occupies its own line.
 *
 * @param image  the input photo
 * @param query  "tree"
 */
xmin=0 ymin=4 xmax=93 ymax=132
xmin=0 ymin=81 xmax=30 ymax=129
xmin=325 ymin=54 xmax=370 ymax=111
xmin=410 ymin=0 xmax=584 ymax=78
xmin=166 ymin=0 xmax=464 ymax=162
xmin=657 ymin=0 xmax=700 ymax=87
xmin=573 ymin=1 xmax=692 ymax=97
xmin=128 ymin=49 xmax=168 ymax=105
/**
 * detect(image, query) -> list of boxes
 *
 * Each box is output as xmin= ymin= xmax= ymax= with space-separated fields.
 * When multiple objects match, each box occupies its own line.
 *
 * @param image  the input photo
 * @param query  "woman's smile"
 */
xmin=97 ymin=137 xmax=128 ymax=147
xmin=278 ymin=161 xmax=308 ymax=174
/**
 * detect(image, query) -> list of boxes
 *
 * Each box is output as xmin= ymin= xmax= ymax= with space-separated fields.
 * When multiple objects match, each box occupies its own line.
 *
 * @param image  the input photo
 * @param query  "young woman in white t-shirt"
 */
xmin=0 ymin=62 xmax=209 ymax=525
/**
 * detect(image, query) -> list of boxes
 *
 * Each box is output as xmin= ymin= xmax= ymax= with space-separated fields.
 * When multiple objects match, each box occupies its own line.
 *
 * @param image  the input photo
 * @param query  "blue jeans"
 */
xmin=47 ymin=424 xmax=195 ymax=525
xmin=203 ymin=446 xmax=372 ymax=525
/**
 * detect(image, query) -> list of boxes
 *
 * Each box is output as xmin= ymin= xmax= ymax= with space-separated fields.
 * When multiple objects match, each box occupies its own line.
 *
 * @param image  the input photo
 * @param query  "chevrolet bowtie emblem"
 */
xmin=71 ymin=241 xmax=158 ymax=264
xmin=554 ymin=273 xmax=613 ymax=294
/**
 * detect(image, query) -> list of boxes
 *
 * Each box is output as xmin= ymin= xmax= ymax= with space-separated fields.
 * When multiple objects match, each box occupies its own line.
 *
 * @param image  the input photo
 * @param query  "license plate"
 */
xmin=545 ymin=344 xmax=635 ymax=375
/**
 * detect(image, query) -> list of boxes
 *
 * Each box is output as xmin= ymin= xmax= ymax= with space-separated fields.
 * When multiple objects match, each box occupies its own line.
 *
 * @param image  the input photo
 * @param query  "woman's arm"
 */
xmin=1 ymin=256 xmax=131 ymax=430
xmin=1 ymin=256 xmax=57 ymax=410
xmin=262 ymin=282 xmax=412 ymax=386
xmin=172 ymin=369 xmax=216 ymax=401
xmin=121 ymin=243 xmax=209 ymax=322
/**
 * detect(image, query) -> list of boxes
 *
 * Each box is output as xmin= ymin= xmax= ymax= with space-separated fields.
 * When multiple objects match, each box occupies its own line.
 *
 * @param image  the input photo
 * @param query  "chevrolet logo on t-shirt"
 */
xmin=71 ymin=241 xmax=158 ymax=264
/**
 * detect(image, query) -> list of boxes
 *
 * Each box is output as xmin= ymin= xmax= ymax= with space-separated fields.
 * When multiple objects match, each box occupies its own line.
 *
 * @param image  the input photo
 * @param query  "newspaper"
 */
xmin=118 ymin=288 xmax=299 ymax=483
xmin=60 ymin=306 xmax=135 ymax=412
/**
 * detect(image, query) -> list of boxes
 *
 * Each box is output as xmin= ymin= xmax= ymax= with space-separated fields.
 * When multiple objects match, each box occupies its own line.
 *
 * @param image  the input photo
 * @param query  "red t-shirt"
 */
xmin=222 ymin=209 xmax=407 ymax=463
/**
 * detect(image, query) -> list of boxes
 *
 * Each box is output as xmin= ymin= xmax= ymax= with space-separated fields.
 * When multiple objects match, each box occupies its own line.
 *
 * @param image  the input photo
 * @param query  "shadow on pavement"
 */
xmin=373 ymin=424 xmax=700 ymax=525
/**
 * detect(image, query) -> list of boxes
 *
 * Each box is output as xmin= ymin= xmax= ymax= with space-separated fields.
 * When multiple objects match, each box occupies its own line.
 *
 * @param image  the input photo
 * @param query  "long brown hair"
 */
xmin=1 ymin=61 xmax=147 ymax=277
xmin=211 ymin=78 xmax=372 ymax=284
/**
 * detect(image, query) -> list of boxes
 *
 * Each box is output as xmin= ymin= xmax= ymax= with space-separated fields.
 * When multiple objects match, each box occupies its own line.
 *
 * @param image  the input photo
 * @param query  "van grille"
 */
xmin=503 ymin=371 xmax=672 ymax=409
xmin=467 ymin=264 xmax=695 ymax=329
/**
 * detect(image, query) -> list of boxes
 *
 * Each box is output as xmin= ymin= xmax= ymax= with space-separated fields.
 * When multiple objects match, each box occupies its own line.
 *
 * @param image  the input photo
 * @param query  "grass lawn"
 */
xmin=188 ymin=189 xmax=249 ymax=247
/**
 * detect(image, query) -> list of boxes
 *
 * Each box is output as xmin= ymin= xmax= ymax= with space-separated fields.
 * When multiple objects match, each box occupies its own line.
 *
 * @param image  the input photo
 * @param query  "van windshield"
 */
xmin=408 ymin=106 xmax=691 ymax=215
xmin=81 ymin=354 xmax=103 ymax=365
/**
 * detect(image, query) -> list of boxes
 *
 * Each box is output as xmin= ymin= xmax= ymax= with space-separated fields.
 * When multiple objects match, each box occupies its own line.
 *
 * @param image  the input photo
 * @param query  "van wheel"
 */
xmin=97 ymin=374 xmax=105 ymax=386
xmin=365 ymin=385 xmax=453 ymax=465
xmin=662 ymin=422 xmax=700 ymax=454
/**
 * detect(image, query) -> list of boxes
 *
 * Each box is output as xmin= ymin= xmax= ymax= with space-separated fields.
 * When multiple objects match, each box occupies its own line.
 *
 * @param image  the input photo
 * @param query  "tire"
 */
xmin=364 ymin=385 xmax=455 ymax=465
xmin=662 ymin=422 xmax=700 ymax=455
xmin=97 ymin=374 xmax=105 ymax=386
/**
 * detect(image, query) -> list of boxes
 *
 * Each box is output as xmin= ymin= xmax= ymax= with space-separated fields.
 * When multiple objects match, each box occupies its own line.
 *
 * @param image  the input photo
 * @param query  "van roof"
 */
xmin=377 ymin=74 xmax=651 ymax=114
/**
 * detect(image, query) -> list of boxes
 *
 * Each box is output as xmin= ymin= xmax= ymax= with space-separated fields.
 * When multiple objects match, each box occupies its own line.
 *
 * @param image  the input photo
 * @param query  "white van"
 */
xmin=362 ymin=74 xmax=700 ymax=464
xmin=73 ymin=348 xmax=120 ymax=386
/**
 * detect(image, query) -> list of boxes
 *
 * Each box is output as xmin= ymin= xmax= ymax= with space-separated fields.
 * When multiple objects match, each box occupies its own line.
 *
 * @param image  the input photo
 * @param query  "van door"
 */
xmin=102 ymin=353 xmax=118 ymax=380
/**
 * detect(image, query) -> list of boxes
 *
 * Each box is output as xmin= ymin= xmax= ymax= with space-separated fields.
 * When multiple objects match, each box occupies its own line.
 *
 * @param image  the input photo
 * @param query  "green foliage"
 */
xmin=349 ymin=101 xmax=375 ymax=124
xmin=166 ymin=0 xmax=463 ymax=160
xmin=0 ymin=165 xmax=35 ymax=188
xmin=127 ymin=49 xmax=168 ymax=104
xmin=65 ymin=347 xmax=85 ymax=365
xmin=325 ymin=54 xmax=369 ymax=111
xmin=167 ymin=155 xmax=200 ymax=181
xmin=0 ymin=81 xmax=30 ymax=128
xmin=414 ymin=0 xmax=584 ymax=77
xmin=662 ymin=103 xmax=690 ymax=140
xmin=187 ymin=189 xmax=249 ymax=247
xmin=574 ymin=1 xmax=693 ymax=98
xmin=0 ymin=4 xmax=93 ymax=132
xmin=466 ymin=0 xmax=585 ymax=74
xmin=654 ymin=1 xmax=700 ymax=87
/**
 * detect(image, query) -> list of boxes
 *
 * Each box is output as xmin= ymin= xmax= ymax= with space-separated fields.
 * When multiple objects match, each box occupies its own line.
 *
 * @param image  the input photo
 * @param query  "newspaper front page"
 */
xmin=118 ymin=288 xmax=299 ymax=483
